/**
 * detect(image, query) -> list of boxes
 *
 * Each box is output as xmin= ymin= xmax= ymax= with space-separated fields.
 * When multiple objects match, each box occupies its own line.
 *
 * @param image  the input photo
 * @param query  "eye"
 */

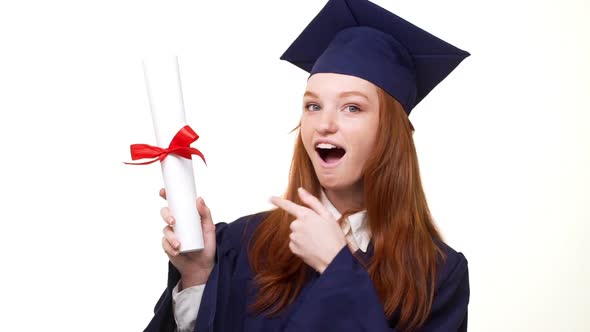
xmin=305 ymin=103 xmax=321 ymax=112
xmin=345 ymin=105 xmax=361 ymax=113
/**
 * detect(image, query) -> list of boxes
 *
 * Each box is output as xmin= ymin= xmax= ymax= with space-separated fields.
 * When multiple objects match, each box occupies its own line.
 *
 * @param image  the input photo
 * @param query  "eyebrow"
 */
xmin=303 ymin=90 xmax=369 ymax=101
xmin=303 ymin=91 xmax=320 ymax=99
xmin=339 ymin=91 xmax=369 ymax=101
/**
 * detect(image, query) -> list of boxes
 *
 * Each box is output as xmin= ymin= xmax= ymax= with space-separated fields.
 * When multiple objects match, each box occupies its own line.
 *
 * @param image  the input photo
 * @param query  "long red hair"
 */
xmin=248 ymin=87 xmax=444 ymax=331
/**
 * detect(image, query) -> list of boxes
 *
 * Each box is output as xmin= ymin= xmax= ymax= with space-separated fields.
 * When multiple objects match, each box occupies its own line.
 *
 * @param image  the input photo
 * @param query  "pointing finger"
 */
xmin=297 ymin=187 xmax=334 ymax=221
xmin=270 ymin=196 xmax=307 ymax=219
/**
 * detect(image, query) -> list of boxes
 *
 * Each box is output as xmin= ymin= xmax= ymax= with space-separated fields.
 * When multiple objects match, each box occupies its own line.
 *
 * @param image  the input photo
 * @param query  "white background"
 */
xmin=0 ymin=0 xmax=588 ymax=330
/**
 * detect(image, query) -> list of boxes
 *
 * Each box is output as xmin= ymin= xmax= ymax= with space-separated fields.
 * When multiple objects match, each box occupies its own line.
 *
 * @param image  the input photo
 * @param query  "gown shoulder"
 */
xmin=214 ymin=210 xmax=269 ymax=253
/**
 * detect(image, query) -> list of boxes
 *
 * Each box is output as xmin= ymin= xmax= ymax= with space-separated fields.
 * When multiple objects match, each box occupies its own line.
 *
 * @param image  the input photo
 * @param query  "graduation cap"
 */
xmin=280 ymin=0 xmax=470 ymax=114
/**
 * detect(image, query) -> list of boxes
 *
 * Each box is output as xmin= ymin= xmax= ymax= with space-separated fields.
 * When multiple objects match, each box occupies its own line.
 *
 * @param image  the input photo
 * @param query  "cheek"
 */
xmin=351 ymin=123 xmax=379 ymax=163
xmin=355 ymin=140 xmax=375 ymax=165
xmin=299 ymin=120 xmax=314 ymax=155
xmin=365 ymin=117 xmax=380 ymax=147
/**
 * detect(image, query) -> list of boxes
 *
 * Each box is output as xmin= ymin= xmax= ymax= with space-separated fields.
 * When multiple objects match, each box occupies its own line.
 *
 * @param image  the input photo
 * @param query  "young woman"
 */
xmin=146 ymin=0 xmax=470 ymax=331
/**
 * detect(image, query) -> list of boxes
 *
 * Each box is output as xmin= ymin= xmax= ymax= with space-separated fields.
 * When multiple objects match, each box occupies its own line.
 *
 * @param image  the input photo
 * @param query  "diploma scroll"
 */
xmin=142 ymin=56 xmax=204 ymax=253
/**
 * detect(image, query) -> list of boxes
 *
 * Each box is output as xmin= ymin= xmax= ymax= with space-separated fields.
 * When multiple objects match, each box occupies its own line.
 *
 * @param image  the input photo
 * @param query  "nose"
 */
xmin=317 ymin=109 xmax=338 ymax=134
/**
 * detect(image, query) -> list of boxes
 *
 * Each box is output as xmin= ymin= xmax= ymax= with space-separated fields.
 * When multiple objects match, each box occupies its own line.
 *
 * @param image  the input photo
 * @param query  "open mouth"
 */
xmin=315 ymin=143 xmax=346 ymax=165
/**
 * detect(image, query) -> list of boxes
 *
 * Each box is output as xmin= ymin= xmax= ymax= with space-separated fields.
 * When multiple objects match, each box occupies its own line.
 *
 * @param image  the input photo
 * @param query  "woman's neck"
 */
xmin=323 ymin=185 xmax=364 ymax=214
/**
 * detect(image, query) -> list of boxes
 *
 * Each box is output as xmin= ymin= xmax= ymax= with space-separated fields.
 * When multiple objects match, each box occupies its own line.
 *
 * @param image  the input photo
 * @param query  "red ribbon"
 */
xmin=125 ymin=125 xmax=206 ymax=165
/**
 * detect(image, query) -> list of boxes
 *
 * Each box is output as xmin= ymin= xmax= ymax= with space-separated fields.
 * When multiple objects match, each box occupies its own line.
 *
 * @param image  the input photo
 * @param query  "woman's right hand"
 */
xmin=160 ymin=188 xmax=216 ymax=290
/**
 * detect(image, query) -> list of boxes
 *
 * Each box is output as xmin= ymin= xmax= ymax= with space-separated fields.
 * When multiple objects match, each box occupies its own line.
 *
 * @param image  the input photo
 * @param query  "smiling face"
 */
xmin=300 ymin=73 xmax=380 ymax=193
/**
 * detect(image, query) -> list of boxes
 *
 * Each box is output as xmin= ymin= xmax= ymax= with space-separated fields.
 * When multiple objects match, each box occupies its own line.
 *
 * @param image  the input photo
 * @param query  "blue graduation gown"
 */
xmin=145 ymin=212 xmax=469 ymax=331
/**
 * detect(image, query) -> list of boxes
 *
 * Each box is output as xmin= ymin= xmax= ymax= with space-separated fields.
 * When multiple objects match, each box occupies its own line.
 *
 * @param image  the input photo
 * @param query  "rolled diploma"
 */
xmin=142 ymin=55 xmax=204 ymax=252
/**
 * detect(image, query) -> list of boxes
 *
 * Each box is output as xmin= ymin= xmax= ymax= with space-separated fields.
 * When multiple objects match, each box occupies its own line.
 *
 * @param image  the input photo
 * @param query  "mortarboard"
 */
xmin=280 ymin=0 xmax=470 ymax=114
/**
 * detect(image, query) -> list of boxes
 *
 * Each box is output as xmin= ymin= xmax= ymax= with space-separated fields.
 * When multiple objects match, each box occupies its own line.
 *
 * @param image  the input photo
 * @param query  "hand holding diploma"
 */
xmin=160 ymin=188 xmax=216 ymax=289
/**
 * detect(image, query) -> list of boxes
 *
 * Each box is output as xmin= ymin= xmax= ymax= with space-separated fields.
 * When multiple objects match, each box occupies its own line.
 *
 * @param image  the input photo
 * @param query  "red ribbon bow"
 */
xmin=125 ymin=125 xmax=206 ymax=165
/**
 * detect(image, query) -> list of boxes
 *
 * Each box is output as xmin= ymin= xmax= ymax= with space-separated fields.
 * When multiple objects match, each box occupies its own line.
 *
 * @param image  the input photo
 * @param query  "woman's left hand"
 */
xmin=270 ymin=187 xmax=347 ymax=274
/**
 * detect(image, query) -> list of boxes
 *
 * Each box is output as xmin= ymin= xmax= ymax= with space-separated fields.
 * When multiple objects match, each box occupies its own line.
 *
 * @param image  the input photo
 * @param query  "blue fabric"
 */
xmin=145 ymin=212 xmax=469 ymax=331
xmin=280 ymin=0 xmax=470 ymax=114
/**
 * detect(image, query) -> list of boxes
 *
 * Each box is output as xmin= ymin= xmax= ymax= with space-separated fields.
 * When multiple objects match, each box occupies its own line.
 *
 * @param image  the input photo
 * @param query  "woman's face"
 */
xmin=300 ymin=73 xmax=380 ymax=192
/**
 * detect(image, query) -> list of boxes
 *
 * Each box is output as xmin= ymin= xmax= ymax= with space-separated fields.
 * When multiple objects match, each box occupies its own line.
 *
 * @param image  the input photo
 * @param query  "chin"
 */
xmin=311 ymin=160 xmax=362 ymax=192
xmin=316 ymin=175 xmax=356 ymax=192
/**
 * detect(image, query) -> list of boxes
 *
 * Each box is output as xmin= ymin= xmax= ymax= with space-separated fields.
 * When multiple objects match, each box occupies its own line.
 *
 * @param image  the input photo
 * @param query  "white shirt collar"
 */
xmin=320 ymin=190 xmax=371 ymax=252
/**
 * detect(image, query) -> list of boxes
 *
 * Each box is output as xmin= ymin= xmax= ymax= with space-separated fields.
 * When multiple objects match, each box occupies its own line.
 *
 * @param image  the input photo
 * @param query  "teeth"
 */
xmin=316 ymin=143 xmax=338 ymax=149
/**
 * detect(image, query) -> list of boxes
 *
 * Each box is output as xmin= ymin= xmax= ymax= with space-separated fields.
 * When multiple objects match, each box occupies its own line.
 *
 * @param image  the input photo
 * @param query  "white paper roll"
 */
xmin=142 ymin=55 xmax=204 ymax=252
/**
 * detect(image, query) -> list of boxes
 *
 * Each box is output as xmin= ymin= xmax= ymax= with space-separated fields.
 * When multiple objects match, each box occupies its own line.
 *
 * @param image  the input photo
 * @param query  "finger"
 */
xmin=160 ymin=207 xmax=175 ymax=225
xmin=196 ymin=197 xmax=214 ymax=230
xmin=162 ymin=236 xmax=179 ymax=256
xmin=196 ymin=197 xmax=217 ymax=257
xmin=288 ymin=240 xmax=298 ymax=255
xmin=289 ymin=219 xmax=302 ymax=232
xmin=270 ymin=196 xmax=307 ymax=219
xmin=159 ymin=188 xmax=167 ymax=200
xmin=297 ymin=187 xmax=334 ymax=221
xmin=162 ymin=225 xmax=180 ymax=249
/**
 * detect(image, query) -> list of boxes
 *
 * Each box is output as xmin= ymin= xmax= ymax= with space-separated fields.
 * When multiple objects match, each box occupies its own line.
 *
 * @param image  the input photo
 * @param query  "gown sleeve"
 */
xmin=172 ymin=282 xmax=206 ymax=331
xmin=144 ymin=222 xmax=234 ymax=332
xmin=284 ymin=246 xmax=470 ymax=332
xmin=193 ymin=222 xmax=241 ymax=332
